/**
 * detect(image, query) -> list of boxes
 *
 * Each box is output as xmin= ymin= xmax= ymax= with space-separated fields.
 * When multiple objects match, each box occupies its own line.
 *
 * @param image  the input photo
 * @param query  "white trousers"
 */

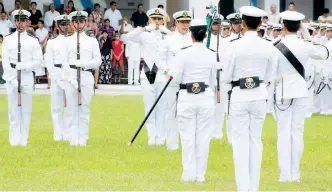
xmin=141 ymin=78 xmax=167 ymax=145
xmin=177 ymin=91 xmax=214 ymax=182
xmin=128 ymin=59 xmax=140 ymax=84
xmin=213 ymin=83 xmax=229 ymax=139
xmin=275 ymin=97 xmax=308 ymax=181
xmin=64 ymin=80 xmax=93 ymax=146
xmin=50 ymin=80 xmax=67 ymax=141
xmin=7 ymin=73 xmax=34 ymax=146
xmin=164 ymin=85 xmax=179 ymax=150
xmin=229 ymin=100 xmax=266 ymax=192
xmin=306 ymin=86 xmax=314 ymax=117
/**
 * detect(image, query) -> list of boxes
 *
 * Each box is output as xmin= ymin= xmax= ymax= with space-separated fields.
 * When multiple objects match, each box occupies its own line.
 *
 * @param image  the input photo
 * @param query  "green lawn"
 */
xmin=0 ymin=95 xmax=331 ymax=191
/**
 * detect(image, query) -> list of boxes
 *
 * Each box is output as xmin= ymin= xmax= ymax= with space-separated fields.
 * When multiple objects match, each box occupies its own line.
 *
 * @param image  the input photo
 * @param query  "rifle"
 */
xmin=216 ymin=17 xmax=221 ymax=103
xmin=64 ymin=16 xmax=69 ymax=108
xmin=77 ymin=32 xmax=82 ymax=106
xmin=17 ymin=32 xmax=22 ymax=106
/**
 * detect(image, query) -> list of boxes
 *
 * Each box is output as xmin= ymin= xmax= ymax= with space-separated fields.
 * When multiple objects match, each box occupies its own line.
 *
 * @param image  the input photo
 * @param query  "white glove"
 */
xmin=56 ymin=79 xmax=65 ymax=90
xmin=145 ymin=24 xmax=156 ymax=32
xmin=16 ymin=62 xmax=25 ymax=70
xmin=10 ymin=79 xmax=19 ymax=88
xmin=159 ymin=25 xmax=168 ymax=34
xmin=70 ymin=79 xmax=78 ymax=89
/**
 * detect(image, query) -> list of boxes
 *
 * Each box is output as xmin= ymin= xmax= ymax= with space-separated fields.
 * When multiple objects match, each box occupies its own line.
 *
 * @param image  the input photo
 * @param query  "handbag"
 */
xmin=112 ymin=61 xmax=121 ymax=75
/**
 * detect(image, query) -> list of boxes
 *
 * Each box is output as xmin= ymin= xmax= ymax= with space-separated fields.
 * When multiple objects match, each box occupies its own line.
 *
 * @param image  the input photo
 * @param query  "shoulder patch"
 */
xmin=207 ymin=48 xmax=216 ymax=52
xmin=222 ymin=34 xmax=230 ymax=38
xmin=27 ymin=33 xmax=37 ymax=39
xmin=5 ymin=31 xmax=15 ymax=37
xmin=273 ymin=39 xmax=282 ymax=46
xmin=181 ymin=45 xmax=192 ymax=50
xmin=230 ymin=36 xmax=242 ymax=42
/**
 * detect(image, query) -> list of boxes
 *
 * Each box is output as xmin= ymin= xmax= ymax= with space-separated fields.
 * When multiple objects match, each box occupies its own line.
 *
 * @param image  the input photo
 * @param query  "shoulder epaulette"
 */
xmin=5 ymin=32 xmax=15 ymax=37
xmin=264 ymin=38 xmax=272 ymax=41
xmin=181 ymin=45 xmax=192 ymax=50
xmin=66 ymin=33 xmax=74 ymax=37
xmin=27 ymin=33 xmax=37 ymax=39
xmin=222 ymin=34 xmax=230 ymax=38
xmin=273 ymin=39 xmax=282 ymax=46
xmin=230 ymin=36 xmax=242 ymax=42
xmin=207 ymin=48 xmax=216 ymax=52
xmin=161 ymin=32 xmax=168 ymax=35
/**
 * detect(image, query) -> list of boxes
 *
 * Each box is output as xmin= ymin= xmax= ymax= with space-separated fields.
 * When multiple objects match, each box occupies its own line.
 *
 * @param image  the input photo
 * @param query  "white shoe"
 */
xmin=148 ymin=139 xmax=156 ymax=146
xmin=167 ymin=146 xmax=179 ymax=151
xmin=54 ymin=137 xmax=63 ymax=141
xmin=196 ymin=178 xmax=205 ymax=183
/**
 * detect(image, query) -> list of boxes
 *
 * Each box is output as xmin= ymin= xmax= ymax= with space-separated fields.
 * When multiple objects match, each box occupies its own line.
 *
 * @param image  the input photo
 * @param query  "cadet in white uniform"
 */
xmin=222 ymin=6 xmax=275 ymax=191
xmin=2 ymin=9 xmax=43 ymax=146
xmin=314 ymin=24 xmax=328 ymax=45
xmin=127 ymin=8 xmax=171 ymax=146
xmin=272 ymin=10 xmax=328 ymax=182
xmin=204 ymin=13 xmax=223 ymax=51
xmin=63 ymin=11 xmax=102 ymax=146
xmin=125 ymin=39 xmax=141 ymax=85
xmin=44 ymin=15 xmax=70 ymax=141
xmin=174 ymin=19 xmax=216 ymax=182
xmin=164 ymin=10 xmax=193 ymax=150
xmin=225 ymin=13 xmax=243 ymax=41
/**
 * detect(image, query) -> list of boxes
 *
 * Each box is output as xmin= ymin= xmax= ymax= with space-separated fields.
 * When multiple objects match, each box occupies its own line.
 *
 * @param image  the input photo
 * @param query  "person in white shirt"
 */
xmin=104 ymin=1 xmax=122 ymax=32
xmin=225 ymin=13 xmax=243 ymax=40
xmin=272 ymin=10 xmax=328 ymax=182
xmin=267 ymin=4 xmax=280 ymax=24
xmin=0 ymin=12 xmax=13 ymax=36
xmin=127 ymin=8 xmax=171 ymax=146
xmin=318 ymin=8 xmax=332 ymax=23
xmin=44 ymin=3 xmax=60 ymax=31
xmin=174 ymin=18 xmax=216 ymax=182
xmin=222 ymin=6 xmax=275 ymax=191
xmin=314 ymin=24 xmax=328 ymax=45
xmin=34 ymin=20 xmax=48 ymax=82
xmin=164 ymin=10 xmax=193 ymax=150
xmin=120 ymin=16 xmax=133 ymax=45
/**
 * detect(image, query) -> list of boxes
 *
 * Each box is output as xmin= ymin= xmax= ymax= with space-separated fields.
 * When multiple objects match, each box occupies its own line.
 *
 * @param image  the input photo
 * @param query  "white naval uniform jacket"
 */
xmin=126 ymin=26 xmax=171 ymax=83
xmin=44 ymin=34 xmax=67 ymax=81
xmin=125 ymin=40 xmax=142 ymax=61
xmin=314 ymin=34 xmax=328 ymax=45
xmin=174 ymin=42 xmax=217 ymax=101
xmin=2 ymin=31 xmax=43 ymax=83
xmin=221 ymin=31 xmax=276 ymax=103
xmin=63 ymin=32 xmax=102 ymax=86
xmin=165 ymin=30 xmax=192 ymax=86
xmin=272 ymin=34 xmax=328 ymax=100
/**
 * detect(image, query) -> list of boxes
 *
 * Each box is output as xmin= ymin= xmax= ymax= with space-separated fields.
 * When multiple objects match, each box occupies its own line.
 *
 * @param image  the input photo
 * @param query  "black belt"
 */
xmin=54 ymin=64 xmax=62 ymax=68
xmin=180 ymin=84 xmax=209 ymax=89
xmin=231 ymin=80 xmax=264 ymax=88
xmin=10 ymin=63 xmax=16 ymax=69
xmin=70 ymin=65 xmax=92 ymax=72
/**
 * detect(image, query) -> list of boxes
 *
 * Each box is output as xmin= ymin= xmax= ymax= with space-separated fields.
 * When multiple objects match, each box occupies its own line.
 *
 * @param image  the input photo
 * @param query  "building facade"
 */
xmin=0 ymin=0 xmax=328 ymax=22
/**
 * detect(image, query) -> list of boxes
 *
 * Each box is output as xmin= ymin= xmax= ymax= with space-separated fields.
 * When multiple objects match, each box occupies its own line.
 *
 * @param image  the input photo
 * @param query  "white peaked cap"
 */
xmin=190 ymin=19 xmax=207 ymax=27
xmin=147 ymin=8 xmax=165 ymax=18
xmin=239 ymin=6 xmax=266 ymax=17
xmin=280 ymin=10 xmax=305 ymax=21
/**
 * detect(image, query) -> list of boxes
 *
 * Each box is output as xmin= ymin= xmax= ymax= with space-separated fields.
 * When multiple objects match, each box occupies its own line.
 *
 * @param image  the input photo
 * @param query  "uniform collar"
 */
xmin=284 ymin=34 xmax=299 ymax=39
xmin=243 ymin=31 xmax=258 ymax=37
xmin=175 ymin=30 xmax=189 ymax=37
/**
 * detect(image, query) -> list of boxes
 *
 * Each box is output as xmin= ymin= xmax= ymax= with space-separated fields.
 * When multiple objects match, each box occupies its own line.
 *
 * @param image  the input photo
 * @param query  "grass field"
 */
xmin=0 ymin=94 xmax=332 ymax=191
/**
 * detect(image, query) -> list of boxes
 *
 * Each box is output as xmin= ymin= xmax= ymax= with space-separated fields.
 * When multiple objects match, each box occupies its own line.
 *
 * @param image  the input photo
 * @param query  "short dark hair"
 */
xmin=0 ymin=34 xmax=3 ymax=39
xmin=94 ymin=3 xmax=100 ymax=8
xmin=104 ymin=19 xmax=110 ymax=23
xmin=157 ymin=4 xmax=164 ymax=9
xmin=38 ymin=20 xmax=44 ymax=25
xmin=283 ymin=20 xmax=300 ymax=32
xmin=138 ymin=4 xmax=143 ymax=8
xmin=31 ymin=1 xmax=37 ymax=6
xmin=110 ymin=1 xmax=116 ymax=6
xmin=242 ymin=15 xmax=262 ymax=30
xmin=190 ymin=26 xmax=206 ymax=42
xmin=289 ymin=2 xmax=295 ymax=6
xmin=324 ymin=8 xmax=329 ymax=14
xmin=263 ymin=16 xmax=268 ymax=20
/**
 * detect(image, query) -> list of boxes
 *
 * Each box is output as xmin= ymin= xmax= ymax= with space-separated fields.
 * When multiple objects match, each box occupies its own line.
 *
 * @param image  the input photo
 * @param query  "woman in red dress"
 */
xmin=111 ymin=33 xmax=125 ymax=84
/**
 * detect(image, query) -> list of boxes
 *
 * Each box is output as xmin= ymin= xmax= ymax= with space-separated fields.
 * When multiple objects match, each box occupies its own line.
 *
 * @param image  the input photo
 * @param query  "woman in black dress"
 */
xmin=29 ymin=2 xmax=42 ymax=30
xmin=98 ymin=30 xmax=113 ymax=85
